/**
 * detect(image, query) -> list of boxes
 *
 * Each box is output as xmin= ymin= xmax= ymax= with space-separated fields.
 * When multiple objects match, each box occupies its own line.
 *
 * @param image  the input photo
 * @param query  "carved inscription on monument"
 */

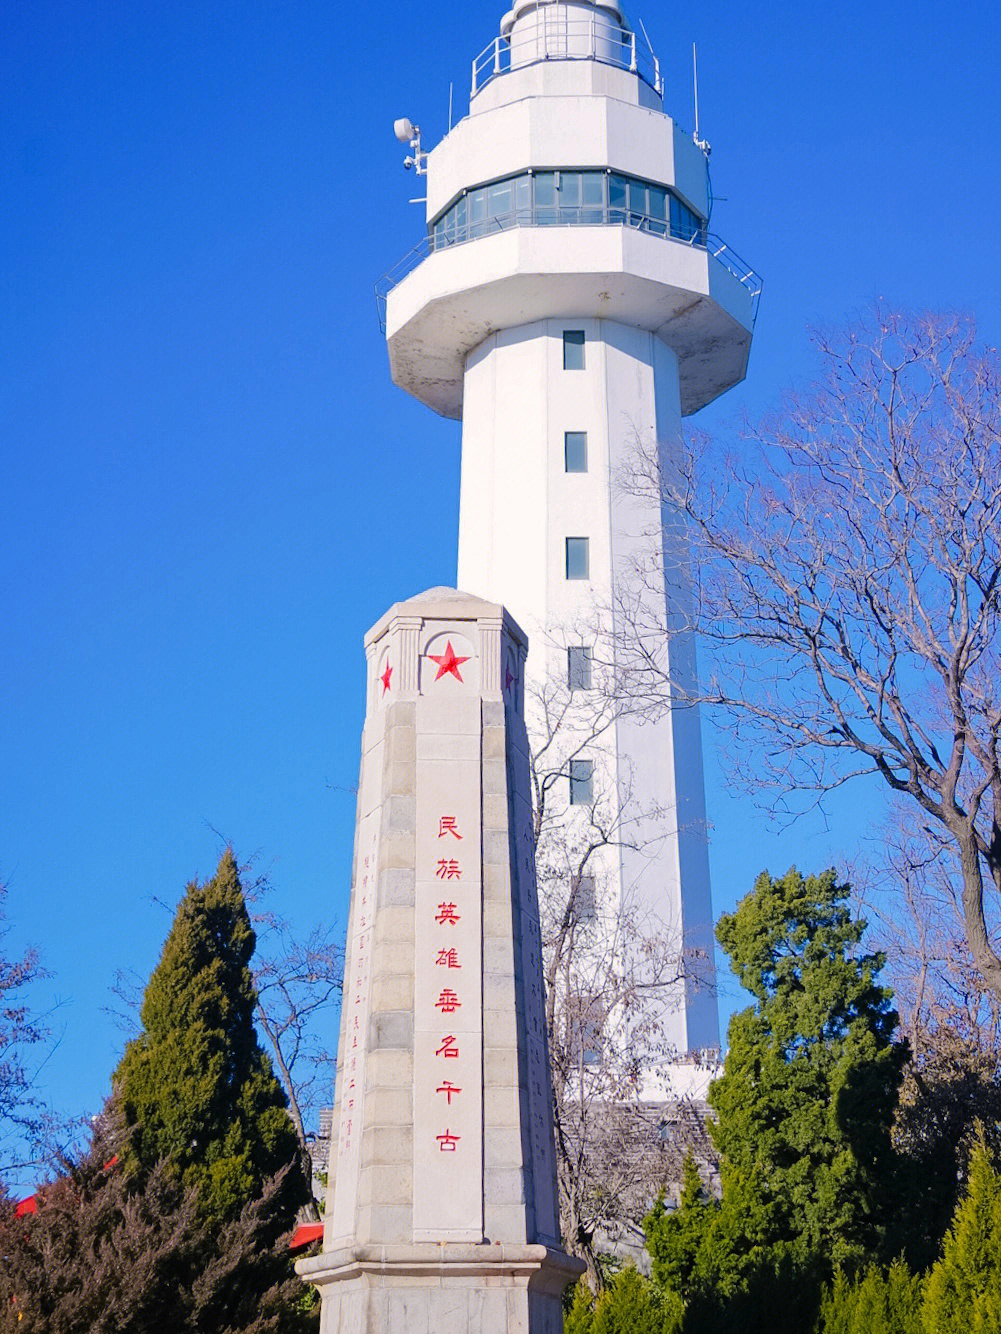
xmin=327 ymin=808 xmax=377 ymax=1245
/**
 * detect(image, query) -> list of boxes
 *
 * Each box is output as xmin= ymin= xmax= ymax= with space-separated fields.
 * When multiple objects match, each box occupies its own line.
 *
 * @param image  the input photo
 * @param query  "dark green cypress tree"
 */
xmin=114 ymin=850 xmax=306 ymax=1223
xmin=644 ymin=869 xmax=908 ymax=1334
xmin=710 ymin=868 xmax=906 ymax=1270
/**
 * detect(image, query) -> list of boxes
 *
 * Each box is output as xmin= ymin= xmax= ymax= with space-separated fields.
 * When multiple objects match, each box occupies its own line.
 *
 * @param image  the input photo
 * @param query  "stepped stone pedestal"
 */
xmin=296 ymin=588 xmax=583 ymax=1332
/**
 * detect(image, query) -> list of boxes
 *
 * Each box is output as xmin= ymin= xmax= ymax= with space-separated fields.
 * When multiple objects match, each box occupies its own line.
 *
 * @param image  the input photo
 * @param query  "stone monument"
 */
xmin=296 ymin=588 xmax=583 ymax=1331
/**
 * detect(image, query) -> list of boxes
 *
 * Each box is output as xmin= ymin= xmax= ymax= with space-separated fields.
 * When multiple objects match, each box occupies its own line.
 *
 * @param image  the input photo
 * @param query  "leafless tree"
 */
xmin=618 ymin=309 xmax=1001 ymax=1003
xmin=251 ymin=912 xmax=343 ymax=1156
xmin=526 ymin=643 xmax=717 ymax=1289
xmin=858 ymin=813 xmax=1001 ymax=1060
xmin=852 ymin=810 xmax=1001 ymax=1262
xmin=0 ymin=881 xmax=50 ymax=1179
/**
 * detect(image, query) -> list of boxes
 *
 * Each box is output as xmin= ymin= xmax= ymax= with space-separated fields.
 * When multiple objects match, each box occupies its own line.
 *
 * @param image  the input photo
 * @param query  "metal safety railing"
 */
xmin=471 ymin=16 xmax=663 ymax=99
xmin=375 ymin=210 xmax=762 ymax=332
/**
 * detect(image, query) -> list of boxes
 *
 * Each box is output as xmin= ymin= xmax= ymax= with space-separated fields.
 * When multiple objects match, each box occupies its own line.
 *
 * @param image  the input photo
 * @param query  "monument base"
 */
xmin=296 ymin=1242 xmax=584 ymax=1334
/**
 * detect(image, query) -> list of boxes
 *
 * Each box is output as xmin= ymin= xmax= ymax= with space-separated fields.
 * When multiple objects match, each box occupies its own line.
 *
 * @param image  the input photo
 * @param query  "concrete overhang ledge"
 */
xmin=385 ymin=227 xmax=753 ymax=420
xmin=296 ymin=1241 xmax=584 ymax=1290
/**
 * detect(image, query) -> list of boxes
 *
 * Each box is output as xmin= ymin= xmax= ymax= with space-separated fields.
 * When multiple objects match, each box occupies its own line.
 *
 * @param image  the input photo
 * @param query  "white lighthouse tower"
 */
xmin=380 ymin=0 xmax=759 ymax=1091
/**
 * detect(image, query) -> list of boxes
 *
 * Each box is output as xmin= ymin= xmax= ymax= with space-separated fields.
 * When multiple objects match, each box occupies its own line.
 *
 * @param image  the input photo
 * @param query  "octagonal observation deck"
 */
xmin=379 ymin=0 xmax=761 ymax=420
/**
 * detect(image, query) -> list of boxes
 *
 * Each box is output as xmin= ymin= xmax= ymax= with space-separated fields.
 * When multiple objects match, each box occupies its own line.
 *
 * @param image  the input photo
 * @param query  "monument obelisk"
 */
xmin=297 ymin=588 xmax=582 ymax=1331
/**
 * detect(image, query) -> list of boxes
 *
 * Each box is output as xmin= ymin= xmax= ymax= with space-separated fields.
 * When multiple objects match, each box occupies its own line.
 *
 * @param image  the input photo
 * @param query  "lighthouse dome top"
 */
xmin=500 ymin=0 xmax=627 ymax=36
xmin=475 ymin=0 xmax=658 ymax=101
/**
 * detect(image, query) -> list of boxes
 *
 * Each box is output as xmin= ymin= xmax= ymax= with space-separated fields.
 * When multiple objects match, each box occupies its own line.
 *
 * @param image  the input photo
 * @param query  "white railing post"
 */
xmin=629 ymin=31 xmax=637 ymax=72
xmin=654 ymin=57 xmax=662 ymax=96
xmin=494 ymin=36 xmax=502 ymax=74
xmin=471 ymin=57 xmax=478 ymax=97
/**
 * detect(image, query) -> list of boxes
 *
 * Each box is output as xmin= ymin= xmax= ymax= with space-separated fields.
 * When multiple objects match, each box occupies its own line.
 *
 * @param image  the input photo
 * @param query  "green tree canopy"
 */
xmin=113 ymin=850 xmax=305 ymax=1222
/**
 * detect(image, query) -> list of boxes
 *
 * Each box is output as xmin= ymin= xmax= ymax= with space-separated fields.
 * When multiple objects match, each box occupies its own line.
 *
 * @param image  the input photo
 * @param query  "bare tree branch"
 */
xmin=0 ymin=880 xmax=51 ymax=1180
xmin=617 ymin=309 xmax=1001 ymax=1002
xmin=525 ymin=644 xmax=717 ymax=1288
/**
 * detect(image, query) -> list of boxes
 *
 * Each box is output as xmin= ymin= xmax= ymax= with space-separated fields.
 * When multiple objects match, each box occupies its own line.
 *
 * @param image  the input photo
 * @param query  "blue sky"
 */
xmin=3 ymin=1 xmax=999 ymax=1188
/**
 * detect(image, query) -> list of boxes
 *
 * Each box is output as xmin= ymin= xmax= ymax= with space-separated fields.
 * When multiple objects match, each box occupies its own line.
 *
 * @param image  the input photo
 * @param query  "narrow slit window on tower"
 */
xmin=575 ymin=993 xmax=605 ymax=1066
xmin=565 ymin=537 xmax=589 ymax=580
xmin=568 ymin=646 xmax=593 ymax=691
xmin=569 ymin=759 xmax=594 ymax=806
xmin=575 ymin=874 xmax=597 ymax=922
xmin=564 ymin=430 xmax=588 ymax=473
xmin=563 ymin=330 xmax=585 ymax=370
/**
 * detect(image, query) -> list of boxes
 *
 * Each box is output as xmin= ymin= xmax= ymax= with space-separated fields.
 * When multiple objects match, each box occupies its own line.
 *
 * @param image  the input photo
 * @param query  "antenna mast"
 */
xmin=692 ymin=43 xmax=711 ymax=157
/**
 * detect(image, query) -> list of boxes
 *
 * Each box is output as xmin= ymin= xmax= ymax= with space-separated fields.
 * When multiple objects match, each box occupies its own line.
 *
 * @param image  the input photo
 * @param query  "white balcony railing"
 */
xmin=375 ymin=212 xmax=763 ymax=333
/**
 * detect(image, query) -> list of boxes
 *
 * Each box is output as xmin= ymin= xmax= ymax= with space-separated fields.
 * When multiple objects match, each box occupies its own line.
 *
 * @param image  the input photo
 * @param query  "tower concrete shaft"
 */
xmin=382 ymin=0 xmax=759 ymax=1080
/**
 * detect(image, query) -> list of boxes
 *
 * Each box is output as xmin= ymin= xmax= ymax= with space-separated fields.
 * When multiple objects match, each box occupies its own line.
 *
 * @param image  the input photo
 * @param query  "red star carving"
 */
xmin=380 ymin=663 xmax=393 ymax=694
xmin=428 ymin=640 xmax=470 ymax=683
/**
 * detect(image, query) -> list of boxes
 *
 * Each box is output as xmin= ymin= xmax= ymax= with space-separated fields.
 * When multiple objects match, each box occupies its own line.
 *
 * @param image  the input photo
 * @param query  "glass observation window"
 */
xmin=429 ymin=169 xmax=707 ymax=251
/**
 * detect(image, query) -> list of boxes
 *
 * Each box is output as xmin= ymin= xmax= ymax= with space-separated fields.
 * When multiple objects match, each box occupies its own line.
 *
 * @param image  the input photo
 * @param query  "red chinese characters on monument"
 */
xmin=426 ymin=812 xmax=475 ymax=1161
xmin=435 ymin=987 xmax=461 ymax=1014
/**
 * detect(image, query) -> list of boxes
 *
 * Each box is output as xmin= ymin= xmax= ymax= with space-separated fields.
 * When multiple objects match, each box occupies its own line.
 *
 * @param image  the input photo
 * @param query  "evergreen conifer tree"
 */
xmin=113 ymin=850 xmax=306 ymax=1222
xmin=645 ymin=1153 xmax=712 ymax=1298
xmin=922 ymin=1134 xmax=1001 ymax=1332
